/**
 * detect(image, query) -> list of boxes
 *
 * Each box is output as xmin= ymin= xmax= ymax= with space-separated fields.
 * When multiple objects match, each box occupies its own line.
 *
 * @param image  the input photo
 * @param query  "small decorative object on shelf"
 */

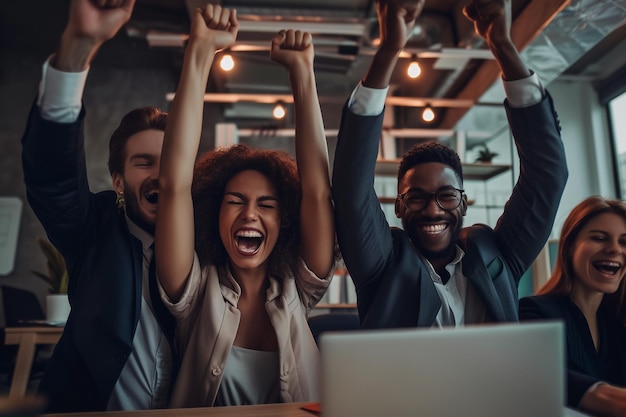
xmin=474 ymin=144 xmax=498 ymax=164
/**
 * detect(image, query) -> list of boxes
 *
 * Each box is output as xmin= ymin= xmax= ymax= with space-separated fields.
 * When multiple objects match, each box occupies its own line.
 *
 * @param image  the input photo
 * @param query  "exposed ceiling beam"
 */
xmin=145 ymin=31 xmax=496 ymax=62
xmin=236 ymin=128 xmax=456 ymax=138
xmin=165 ymin=92 xmax=475 ymax=108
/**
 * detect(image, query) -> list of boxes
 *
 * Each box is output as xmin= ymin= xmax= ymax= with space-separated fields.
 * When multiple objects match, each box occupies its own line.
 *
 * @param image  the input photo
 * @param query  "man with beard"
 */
xmin=332 ymin=0 xmax=568 ymax=329
xmin=21 ymin=0 xmax=176 ymax=412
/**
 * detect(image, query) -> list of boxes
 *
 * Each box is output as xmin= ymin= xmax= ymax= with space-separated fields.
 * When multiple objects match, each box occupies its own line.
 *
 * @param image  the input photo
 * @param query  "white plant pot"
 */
xmin=46 ymin=293 xmax=70 ymax=324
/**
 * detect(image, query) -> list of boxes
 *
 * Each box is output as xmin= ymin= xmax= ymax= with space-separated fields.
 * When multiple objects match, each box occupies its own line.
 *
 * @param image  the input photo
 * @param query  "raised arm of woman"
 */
xmin=270 ymin=30 xmax=335 ymax=278
xmin=156 ymin=5 xmax=239 ymax=301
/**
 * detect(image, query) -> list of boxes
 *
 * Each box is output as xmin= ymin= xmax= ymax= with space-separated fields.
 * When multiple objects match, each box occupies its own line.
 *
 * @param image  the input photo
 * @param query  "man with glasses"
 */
xmin=332 ymin=0 xmax=568 ymax=328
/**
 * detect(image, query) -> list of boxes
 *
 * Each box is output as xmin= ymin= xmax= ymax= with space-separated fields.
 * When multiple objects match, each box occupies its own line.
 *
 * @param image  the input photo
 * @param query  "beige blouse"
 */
xmin=160 ymin=254 xmax=332 ymax=408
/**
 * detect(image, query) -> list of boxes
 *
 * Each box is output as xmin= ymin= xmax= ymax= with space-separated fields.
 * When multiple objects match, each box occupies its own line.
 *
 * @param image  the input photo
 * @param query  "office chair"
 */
xmin=0 ymin=286 xmax=50 ymax=394
xmin=1 ymin=286 xmax=46 ymax=326
xmin=307 ymin=312 xmax=360 ymax=347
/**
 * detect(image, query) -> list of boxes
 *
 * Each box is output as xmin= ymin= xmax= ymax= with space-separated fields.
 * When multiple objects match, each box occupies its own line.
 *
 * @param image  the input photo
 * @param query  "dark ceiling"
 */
xmin=2 ymin=0 xmax=624 ymax=147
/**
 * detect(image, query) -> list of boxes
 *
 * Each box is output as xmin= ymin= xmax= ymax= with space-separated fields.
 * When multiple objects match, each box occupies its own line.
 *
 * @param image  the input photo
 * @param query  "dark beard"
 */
xmin=123 ymin=191 xmax=155 ymax=235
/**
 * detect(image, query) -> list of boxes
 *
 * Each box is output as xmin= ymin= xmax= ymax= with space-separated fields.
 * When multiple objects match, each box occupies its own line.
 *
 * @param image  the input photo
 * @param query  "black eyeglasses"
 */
xmin=398 ymin=188 xmax=465 ymax=212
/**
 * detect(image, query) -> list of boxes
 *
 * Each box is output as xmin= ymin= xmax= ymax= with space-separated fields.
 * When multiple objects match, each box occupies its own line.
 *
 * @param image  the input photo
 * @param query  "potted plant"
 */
xmin=474 ymin=144 xmax=498 ymax=164
xmin=32 ymin=238 xmax=70 ymax=323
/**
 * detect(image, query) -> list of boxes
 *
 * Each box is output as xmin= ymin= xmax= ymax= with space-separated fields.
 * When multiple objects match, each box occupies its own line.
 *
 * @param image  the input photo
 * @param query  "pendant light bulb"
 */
xmin=220 ymin=53 xmax=235 ymax=71
xmin=407 ymin=54 xmax=421 ymax=79
xmin=422 ymin=105 xmax=435 ymax=123
xmin=273 ymin=102 xmax=286 ymax=120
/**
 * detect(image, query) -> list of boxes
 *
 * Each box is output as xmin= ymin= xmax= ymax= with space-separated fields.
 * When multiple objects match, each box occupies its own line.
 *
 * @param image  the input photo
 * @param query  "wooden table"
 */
xmin=3 ymin=326 xmax=63 ymax=399
xmin=43 ymin=402 xmax=319 ymax=417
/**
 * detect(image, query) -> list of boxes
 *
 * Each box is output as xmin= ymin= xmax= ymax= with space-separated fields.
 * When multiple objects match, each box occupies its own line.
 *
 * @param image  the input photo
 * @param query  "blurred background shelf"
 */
xmin=375 ymin=159 xmax=510 ymax=180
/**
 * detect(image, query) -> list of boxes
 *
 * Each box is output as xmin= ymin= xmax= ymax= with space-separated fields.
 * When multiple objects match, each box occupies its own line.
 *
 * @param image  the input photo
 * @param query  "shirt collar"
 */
xmin=421 ymin=245 xmax=466 ymax=284
xmin=125 ymin=214 xmax=154 ymax=251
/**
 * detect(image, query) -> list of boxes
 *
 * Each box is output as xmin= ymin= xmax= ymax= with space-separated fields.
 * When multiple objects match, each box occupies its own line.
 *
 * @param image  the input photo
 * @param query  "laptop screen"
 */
xmin=320 ymin=322 xmax=564 ymax=417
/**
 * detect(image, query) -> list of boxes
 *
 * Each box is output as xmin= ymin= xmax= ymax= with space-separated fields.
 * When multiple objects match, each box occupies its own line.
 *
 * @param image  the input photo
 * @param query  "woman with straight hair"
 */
xmin=520 ymin=196 xmax=626 ymax=417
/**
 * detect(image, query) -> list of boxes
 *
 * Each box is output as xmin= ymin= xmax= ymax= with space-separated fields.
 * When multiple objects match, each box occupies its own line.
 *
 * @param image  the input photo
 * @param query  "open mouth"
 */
xmin=145 ymin=190 xmax=159 ymax=204
xmin=419 ymin=223 xmax=448 ymax=235
xmin=592 ymin=261 xmax=621 ymax=275
xmin=235 ymin=229 xmax=264 ymax=255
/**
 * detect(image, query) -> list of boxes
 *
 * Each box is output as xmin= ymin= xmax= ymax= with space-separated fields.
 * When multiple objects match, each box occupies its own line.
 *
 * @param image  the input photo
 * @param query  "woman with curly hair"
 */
xmin=520 ymin=196 xmax=626 ymax=417
xmin=154 ymin=4 xmax=335 ymax=408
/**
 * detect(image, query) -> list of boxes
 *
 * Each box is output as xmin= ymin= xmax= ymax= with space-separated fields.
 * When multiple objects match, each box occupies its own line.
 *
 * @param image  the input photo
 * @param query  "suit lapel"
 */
xmin=461 ymin=239 xmax=505 ymax=321
xmin=416 ymin=264 xmax=442 ymax=327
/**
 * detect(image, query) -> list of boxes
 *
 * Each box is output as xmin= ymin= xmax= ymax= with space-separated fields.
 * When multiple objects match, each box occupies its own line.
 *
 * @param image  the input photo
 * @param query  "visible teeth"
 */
xmin=593 ymin=261 xmax=621 ymax=274
xmin=422 ymin=224 xmax=446 ymax=233
xmin=235 ymin=230 xmax=263 ymax=254
xmin=236 ymin=230 xmax=262 ymax=238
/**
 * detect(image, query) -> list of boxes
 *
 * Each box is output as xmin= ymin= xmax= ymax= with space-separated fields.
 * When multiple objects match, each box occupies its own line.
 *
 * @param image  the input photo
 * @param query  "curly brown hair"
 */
xmin=192 ymin=144 xmax=302 ymax=277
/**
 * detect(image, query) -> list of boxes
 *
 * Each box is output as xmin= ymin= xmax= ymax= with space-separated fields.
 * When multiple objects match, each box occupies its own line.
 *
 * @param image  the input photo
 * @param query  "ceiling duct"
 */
xmin=365 ymin=13 xmax=456 ymax=49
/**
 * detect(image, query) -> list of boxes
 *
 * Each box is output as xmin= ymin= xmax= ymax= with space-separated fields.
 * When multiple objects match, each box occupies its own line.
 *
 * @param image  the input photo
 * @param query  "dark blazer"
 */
xmin=520 ymin=294 xmax=626 ymax=407
xmin=21 ymin=104 xmax=170 ymax=412
xmin=332 ymin=93 xmax=567 ymax=329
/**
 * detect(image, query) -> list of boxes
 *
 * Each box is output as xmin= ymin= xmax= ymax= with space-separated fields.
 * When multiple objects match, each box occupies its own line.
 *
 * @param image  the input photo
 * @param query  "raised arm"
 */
xmin=55 ymin=0 xmax=135 ymax=72
xmin=331 ymin=0 xmax=424 ymax=284
xmin=464 ymin=0 xmax=567 ymax=278
xmin=156 ymin=5 xmax=238 ymax=301
xmin=463 ymin=0 xmax=529 ymax=81
xmin=270 ymin=30 xmax=334 ymax=278
xmin=22 ymin=0 xmax=135 ymax=252
xmin=363 ymin=0 xmax=425 ymax=88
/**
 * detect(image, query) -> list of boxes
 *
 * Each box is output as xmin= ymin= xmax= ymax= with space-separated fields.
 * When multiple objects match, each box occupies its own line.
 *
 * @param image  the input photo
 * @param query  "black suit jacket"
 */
xmin=520 ymin=294 xmax=626 ymax=407
xmin=21 ymin=104 xmax=173 ymax=412
xmin=332 ymin=93 xmax=567 ymax=329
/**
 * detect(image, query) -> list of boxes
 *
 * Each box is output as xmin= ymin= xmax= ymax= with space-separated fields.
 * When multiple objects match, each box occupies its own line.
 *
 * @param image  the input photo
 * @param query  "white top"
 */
xmin=106 ymin=219 xmax=172 ymax=410
xmin=214 ymin=345 xmax=281 ymax=406
xmin=420 ymin=246 xmax=487 ymax=327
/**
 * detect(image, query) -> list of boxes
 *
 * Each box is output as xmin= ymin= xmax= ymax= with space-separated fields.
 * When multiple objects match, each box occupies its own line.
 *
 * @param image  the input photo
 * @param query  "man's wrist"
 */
xmin=54 ymin=33 xmax=102 ymax=72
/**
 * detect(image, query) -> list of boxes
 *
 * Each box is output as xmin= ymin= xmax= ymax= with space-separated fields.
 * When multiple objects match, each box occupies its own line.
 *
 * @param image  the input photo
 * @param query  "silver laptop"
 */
xmin=320 ymin=321 xmax=568 ymax=417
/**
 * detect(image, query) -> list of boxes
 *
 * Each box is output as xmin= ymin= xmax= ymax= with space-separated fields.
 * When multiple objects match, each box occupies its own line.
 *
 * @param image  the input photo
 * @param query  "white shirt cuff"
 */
xmin=37 ymin=55 xmax=88 ymax=123
xmin=348 ymin=82 xmax=389 ymax=116
xmin=502 ymin=71 xmax=544 ymax=108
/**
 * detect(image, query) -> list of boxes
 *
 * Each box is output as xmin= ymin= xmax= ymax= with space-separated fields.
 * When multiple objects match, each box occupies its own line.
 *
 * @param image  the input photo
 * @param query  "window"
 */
xmin=609 ymin=92 xmax=626 ymax=198
xmin=600 ymin=64 xmax=626 ymax=198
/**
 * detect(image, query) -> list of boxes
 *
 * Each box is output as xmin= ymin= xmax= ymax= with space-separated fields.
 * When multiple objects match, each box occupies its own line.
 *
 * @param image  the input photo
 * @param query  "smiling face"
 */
xmin=396 ymin=162 xmax=467 ymax=265
xmin=570 ymin=212 xmax=626 ymax=298
xmin=112 ymin=129 xmax=164 ymax=234
xmin=219 ymin=169 xmax=281 ymax=275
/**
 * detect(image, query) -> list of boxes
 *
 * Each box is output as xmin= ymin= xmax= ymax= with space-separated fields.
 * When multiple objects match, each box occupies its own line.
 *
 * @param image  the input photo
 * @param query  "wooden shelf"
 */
xmin=315 ymin=303 xmax=357 ymax=309
xmin=375 ymin=159 xmax=510 ymax=181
